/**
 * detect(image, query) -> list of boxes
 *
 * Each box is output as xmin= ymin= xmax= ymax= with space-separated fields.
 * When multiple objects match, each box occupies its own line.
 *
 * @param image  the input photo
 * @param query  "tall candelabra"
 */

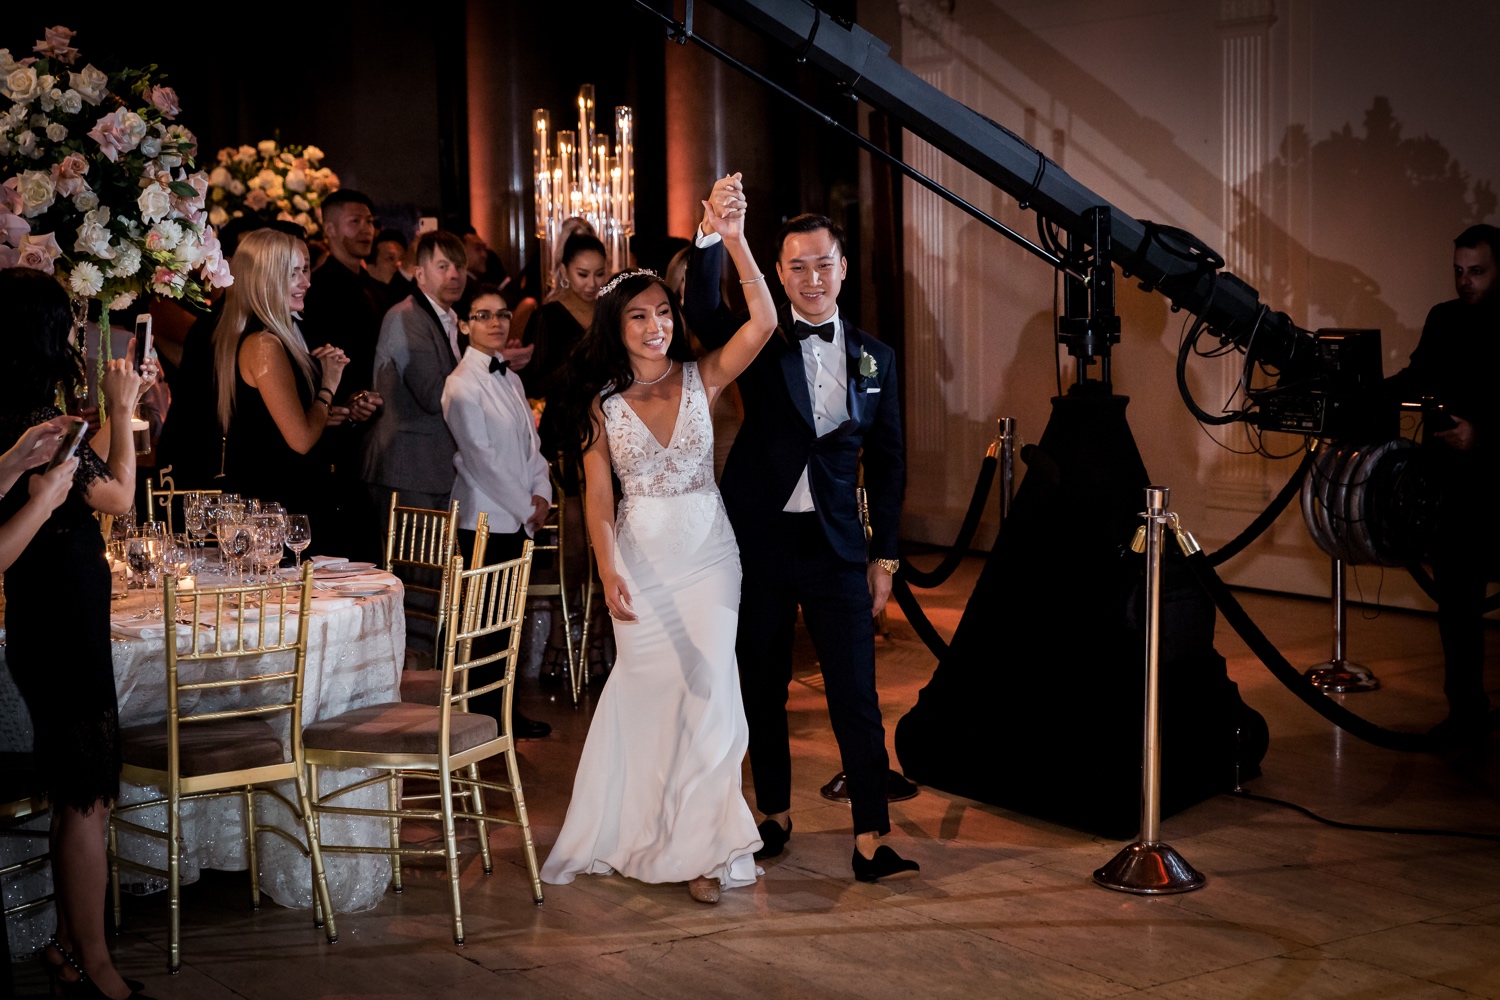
xmin=534 ymin=85 xmax=634 ymax=292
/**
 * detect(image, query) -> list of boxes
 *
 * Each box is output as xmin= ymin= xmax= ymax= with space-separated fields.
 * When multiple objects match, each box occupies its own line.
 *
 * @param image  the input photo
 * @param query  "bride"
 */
xmin=540 ymin=180 xmax=775 ymax=903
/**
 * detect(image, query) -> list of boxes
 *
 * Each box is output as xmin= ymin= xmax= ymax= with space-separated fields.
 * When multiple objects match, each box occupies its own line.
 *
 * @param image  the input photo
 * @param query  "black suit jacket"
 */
xmin=302 ymin=257 xmax=386 ymax=398
xmin=684 ymin=239 xmax=904 ymax=565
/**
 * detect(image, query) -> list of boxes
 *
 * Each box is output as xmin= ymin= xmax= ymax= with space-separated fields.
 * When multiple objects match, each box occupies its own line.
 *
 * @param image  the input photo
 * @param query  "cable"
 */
xmin=1230 ymin=789 xmax=1500 ymax=843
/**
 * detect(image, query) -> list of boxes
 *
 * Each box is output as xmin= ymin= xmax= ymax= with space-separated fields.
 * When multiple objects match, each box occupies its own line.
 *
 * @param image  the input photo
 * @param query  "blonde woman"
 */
xmin=212 ymin=229 xmax=375 ymax=547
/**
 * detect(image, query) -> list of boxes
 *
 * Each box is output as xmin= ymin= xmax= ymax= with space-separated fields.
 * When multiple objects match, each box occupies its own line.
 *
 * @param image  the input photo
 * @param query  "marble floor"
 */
xmin=12 ymin=559 xmax=1500 ymax=999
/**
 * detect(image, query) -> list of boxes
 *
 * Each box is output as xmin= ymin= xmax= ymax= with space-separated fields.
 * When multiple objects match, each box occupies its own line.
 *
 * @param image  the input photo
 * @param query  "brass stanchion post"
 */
xmin=1094 ymin=486 xmax=1206 ymax=895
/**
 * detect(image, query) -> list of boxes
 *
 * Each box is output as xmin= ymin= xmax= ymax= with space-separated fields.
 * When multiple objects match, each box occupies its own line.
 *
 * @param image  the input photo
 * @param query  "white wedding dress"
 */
xmin=541 ymin=361 xmax=762 ymax=889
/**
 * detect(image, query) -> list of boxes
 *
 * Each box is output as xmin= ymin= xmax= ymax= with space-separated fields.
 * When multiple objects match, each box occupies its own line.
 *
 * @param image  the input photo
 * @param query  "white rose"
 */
xmin=303 ymin=145 xmax=325 ymax=163
xmin=292 ymin=194 xmax=310 ymax=212
xmin=208 ymin=166 xmax=232 ymax=187
xmin=3 ymin=68 xmax=40 ymax=104
xmin=108 ymin=290 xmax=136 ymax=311
xmin=16 ymin=168 xmax=56 ymax=216
xmin=15 ymin=129 xmax=38 ymax=157
xmin=137 ymin=184 xmax=172 ymax=224
xmin=72 ymin=189 xmax=99 ymax=211
xmin=227 ymin=178 xmax=246 ymax=196
xmin=39 ymin=88 xmax=58 ymax=112
xmin=294 ymin=212 xmax=314 ymax=234
xmin=119 ymin=111 xmax=147 ymax=148
xmin=108 ymin=240 xmax=142 ymax=277
xmin=74 ymin=207 xmax=115 ymax=258
xmin=37 ymin=75 xmax=55 ymax=93
xmin=0 ymin=106 xmax=23 ymax=131
xmin=68 ymin=261 xmax=104 ymax=297
xmin=257 ymin=139 xmax=277 ymax=157
xmin=0 ymin=50 xmax=18 ymax=76
xmin=140 ymin=135 xmax=161 ymax=158
xmin=45 ymin=121 xmax=67 ymax=142
xmin=66 ymin=64 xmax=109 ymax=105
xmin=208 ymin=205 xmax=229 ymax=226
xmin=284 ymin=168 xmax=308 ymax=193
xmin=158 ymin=154 xmax=181 ymax=170
xmin=263 ymin=175 xmax=285 ymax=200
xmin=60 ymin=89 xmax=82 ymax=114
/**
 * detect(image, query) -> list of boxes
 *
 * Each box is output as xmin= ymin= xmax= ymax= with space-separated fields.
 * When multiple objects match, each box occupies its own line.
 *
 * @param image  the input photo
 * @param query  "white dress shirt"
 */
xmin=442 ymin=347 xmax=552 ymax=534
xmin=424 ymin=292 xmax=463 ymax=361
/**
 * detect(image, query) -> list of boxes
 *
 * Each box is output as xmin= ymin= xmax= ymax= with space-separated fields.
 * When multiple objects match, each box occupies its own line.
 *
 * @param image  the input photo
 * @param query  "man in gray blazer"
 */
xmin=363 ymin=230 xmax=470 ymax=513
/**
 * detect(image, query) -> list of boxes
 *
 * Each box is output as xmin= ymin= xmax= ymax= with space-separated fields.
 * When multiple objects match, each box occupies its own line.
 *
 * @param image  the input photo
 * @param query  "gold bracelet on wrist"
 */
xmin=874 ymin=558 xmax=900 ymax=575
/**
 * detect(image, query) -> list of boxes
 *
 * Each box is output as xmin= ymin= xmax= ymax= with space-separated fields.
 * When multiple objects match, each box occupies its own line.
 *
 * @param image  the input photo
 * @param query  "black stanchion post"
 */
xmin=1094 ymin=486 xmax=1207 ymax=895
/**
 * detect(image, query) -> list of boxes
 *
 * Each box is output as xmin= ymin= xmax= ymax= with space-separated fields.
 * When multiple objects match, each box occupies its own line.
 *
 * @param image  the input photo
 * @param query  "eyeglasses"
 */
xmin=468 ymin=309 xmax=512 ymax=323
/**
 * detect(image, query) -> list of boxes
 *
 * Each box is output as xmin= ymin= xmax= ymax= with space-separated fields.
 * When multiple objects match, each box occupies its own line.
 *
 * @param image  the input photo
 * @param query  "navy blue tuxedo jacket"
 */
xmin=684 ymin=239 xmax=904 ymax=565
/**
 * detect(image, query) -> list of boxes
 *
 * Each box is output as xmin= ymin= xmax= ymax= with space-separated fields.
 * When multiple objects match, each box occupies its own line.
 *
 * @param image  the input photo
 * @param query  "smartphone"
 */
xmin=46 ymin=419 xmax=88 ymax=472
xmin=135 ymin=313 xmax=153 ymax=375
xmin=1422 ymin=397 xmax=1456 ymax=434
xmin=418 ymin=216 xmax=439 ymax=235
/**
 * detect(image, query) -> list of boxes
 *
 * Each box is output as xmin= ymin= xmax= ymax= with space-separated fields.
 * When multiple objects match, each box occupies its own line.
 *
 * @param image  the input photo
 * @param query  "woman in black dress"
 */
xmin=521 ymin=232 xmax=607 ymax=460
xmin=0 ymin=267 xmax=154 ymax=1000
xmin=211 ymin=228 xmax=352 ymax=551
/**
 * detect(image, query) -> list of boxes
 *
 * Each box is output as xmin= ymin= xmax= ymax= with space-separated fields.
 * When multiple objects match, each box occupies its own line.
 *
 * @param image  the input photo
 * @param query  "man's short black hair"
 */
xmin=321 ymin=189 xmax=375 ymax=221
xmin=373 ymin=228 xmax=407 ymax=250
xmin=776 ymin=213 xmax=845 ymax=262
xmin=458 ymin=282 xmax=507 ymax=320
xmin=1454 ymin=224 xmax=1500 ymax=261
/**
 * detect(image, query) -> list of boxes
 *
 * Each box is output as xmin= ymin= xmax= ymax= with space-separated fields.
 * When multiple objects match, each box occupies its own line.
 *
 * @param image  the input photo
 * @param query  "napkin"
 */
xmin=110 ymin=620 xmax=165 ymax=640
xmin=310 ymin=555 xmax=348 ymax=568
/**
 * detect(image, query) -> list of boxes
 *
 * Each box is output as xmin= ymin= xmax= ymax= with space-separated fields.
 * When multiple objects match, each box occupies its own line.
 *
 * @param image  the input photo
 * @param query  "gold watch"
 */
xmin=873 ymin=558 xmax=900 ymax=575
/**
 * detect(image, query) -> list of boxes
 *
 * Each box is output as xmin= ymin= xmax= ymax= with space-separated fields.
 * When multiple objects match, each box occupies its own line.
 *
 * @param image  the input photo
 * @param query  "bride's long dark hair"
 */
xmin=560 ymin=271 xmax=696 ymax=453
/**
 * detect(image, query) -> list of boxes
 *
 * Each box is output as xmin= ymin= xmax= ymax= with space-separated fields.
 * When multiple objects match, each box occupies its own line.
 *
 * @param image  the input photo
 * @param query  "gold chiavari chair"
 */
xmin=383 ymin=496 xmax=462 ymax=672
xmin=529 ymin=464 xmax=583 ymax=703
xmin=303 ymin=544 xmax=542 ymax=945
xmin=108 ymin=564 xmax=336 ymax=973
xmin=144 ymin=466 xmax=221 ymax=536
xmin=399 ymin=513 xmax=489 ymax=707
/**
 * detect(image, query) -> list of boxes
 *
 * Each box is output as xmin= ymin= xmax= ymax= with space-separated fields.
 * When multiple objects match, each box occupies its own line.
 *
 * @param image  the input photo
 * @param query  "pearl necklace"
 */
xmin=634 ymin=359 xmax=674 ymax=386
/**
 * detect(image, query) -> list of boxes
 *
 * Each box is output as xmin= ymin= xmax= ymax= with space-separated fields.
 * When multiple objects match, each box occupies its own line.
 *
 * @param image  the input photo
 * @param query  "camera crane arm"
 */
xmin=643 ymin=0 xmax=1315 ymax=388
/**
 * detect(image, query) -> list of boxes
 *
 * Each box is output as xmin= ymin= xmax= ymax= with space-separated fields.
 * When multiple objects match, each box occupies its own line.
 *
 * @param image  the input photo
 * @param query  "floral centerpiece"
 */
xmin=207 ymin=140 xmax=339 ymax=239
xmin=0 ymin=24 xmax=231 ymax=395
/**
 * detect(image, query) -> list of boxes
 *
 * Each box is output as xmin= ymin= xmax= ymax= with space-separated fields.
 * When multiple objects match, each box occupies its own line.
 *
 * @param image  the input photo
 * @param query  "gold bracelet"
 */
xmin=739 ymin=274 xmax=766 ymax=285
xmin=873 ymin=558 xmax=900 ymax=575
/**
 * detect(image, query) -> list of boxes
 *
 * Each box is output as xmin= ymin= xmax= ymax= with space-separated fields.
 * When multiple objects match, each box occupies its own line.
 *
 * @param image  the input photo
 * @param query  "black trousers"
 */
xmin=1430 ymin=460 xmax=1496 ymax=720
xmin=737 ymin=512 xmax=890 ymax=836
xmin=456 ymin=527 xmax=528 ymax=723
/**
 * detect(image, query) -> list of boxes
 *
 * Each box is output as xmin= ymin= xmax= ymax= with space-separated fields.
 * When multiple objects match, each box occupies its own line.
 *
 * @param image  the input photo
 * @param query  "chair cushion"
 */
xmin=120 ymin=719 xmax=286 ymax=777
xmin=399 ymin=670 xmax=442 ymax=705
xmin=303 ymin=702 xmax=498 ymax=756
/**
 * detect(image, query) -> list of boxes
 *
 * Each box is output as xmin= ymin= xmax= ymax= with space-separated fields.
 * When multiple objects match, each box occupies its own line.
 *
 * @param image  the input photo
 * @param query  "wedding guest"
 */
xmin=300 ymin=189 xmax=387 ymax=559
xmin=368 ymin=228 xmax=415 ymax=309
xmin=212 ymin=228 xmax=367 ymax=548
xmin=157 ymin=219 xmax=308 ymax=485
xmin=362 ymin=230 xmax=468 ymax=514
xmin=521 ymin=232 xmax=608 ymax=459
xmin=0 ymin=418 xmax=80 ymax=571
xmin=461 ymin=225 xmax=510 ymax=291
xmin=0 ymin=267 xmax=155 ymax=1000
xmin=440 ymin=282 xmax=550 ymax=739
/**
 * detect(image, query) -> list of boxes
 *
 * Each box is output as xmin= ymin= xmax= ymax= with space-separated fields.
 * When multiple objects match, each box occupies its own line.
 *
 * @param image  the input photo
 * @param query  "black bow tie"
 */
xmin=488 ymin=356 xmax=509 ymax=376
xmin=791 ymin=320 xmax=835 ymax=343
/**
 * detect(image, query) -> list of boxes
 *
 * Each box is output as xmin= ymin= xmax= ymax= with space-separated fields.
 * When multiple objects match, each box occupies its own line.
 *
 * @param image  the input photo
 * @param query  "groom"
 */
xmin=686 ymin=175 xmax=918 ymax=881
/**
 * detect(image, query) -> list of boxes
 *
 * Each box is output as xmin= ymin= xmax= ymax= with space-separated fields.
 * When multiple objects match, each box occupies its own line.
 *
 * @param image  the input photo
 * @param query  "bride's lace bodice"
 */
xmin=603 ymin=361 xmax=716 ymax=499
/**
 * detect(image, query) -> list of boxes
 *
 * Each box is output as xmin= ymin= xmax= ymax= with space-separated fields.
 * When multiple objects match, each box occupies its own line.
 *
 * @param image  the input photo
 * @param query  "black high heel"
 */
xmin=61 ymin=972 xmax=156 ymax=1000
xmin=45 ymin=940 xmax=147 ymax=998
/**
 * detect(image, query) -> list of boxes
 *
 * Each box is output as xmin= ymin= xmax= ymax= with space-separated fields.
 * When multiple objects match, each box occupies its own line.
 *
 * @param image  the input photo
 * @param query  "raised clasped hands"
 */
xmin=503 ymin=341 xmax=535 ymax=372
xmin=312 ymin=344 xmax=350 ymax=391
xmin=700 ymin=172 xmax=747 ymax=241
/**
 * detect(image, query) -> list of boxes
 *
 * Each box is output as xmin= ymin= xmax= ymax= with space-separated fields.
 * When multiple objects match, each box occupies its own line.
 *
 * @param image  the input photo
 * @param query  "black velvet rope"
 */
xmin=1185 ymin=550 xmax=1499 ymax=751
xmin=1206 ymin=449 xmax=1314 ymax=567
xmin=891 ymin=575 xmax=949 ymax=658
xmin=900 ymin=455 xmax=999 ymax=589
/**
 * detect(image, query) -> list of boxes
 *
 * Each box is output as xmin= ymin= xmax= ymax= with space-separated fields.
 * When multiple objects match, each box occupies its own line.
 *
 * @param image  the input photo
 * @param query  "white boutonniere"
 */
xmin=858 ymin=349 xmax=878 ymax=379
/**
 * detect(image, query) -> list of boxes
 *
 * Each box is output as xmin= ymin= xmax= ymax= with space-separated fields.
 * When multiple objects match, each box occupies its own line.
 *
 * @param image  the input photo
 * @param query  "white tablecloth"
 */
xmin=2 ymin=569 xmax=406 ymax=958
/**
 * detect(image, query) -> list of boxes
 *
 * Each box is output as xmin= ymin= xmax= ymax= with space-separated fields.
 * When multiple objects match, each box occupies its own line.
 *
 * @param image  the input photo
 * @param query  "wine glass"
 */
xmin=215 ymin=504 xmax=247 ymax=577
xmin=225 ymin=523 xmax=253 ymax=584
xmin=183 ymin=496 xmax=209 ymax=572
xmin=248 ymin=515 xmax=285 ymax=583
xmin=285 ymin=515 xmax=312 ymax=567
xmin=164 ymin=534 xmax=193 ymax=586
xmin=126 ymin=534 xmax=164 ymax=616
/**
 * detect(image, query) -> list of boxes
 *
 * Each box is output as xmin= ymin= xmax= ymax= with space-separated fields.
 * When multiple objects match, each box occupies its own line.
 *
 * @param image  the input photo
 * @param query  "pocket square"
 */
xmin=861 ymin=387 xmax=881 ymax=394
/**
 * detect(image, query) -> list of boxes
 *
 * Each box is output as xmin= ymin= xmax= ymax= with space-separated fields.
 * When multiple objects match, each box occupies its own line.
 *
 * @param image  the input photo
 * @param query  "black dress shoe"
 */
xmin=753 ymin=818 xmax=791 ymax=859
xmin=852 ymin=845 xmax=920 ymax=883
xmin=512 ymin=712 xmax=552 ymax=739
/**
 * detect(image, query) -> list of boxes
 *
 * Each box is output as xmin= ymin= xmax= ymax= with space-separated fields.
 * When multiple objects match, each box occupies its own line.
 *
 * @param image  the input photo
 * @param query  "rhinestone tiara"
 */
xmin=599 ymin=268 xmax=660 ymax=299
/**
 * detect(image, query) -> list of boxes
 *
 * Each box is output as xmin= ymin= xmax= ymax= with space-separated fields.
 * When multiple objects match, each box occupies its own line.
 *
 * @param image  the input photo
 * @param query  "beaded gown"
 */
xmin=541 ymin=362 xmax=762 ymax=889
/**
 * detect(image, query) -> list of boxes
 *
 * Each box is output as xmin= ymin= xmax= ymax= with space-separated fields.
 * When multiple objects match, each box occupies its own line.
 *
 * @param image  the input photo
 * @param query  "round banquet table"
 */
xmin=1 ymin=564 xmax=406 ymax=958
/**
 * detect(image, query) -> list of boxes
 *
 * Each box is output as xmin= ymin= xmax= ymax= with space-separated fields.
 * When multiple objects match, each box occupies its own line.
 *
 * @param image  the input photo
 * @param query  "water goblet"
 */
xmin=285 ymin=515 xmax=312 ymax=567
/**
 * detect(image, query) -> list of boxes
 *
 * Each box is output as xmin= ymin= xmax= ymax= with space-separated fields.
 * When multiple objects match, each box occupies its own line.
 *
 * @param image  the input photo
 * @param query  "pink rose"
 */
xmin=0 ymin=207 xmax=29 ymax=247
xmin=50 ymin=152 xmax=90 ymax=197
xmin=244 ymin=187 xmax=270 ymax=212
xmin=0 ymin=182 xmax=23 ymax=216
xmin=147 ymin=85 xmax=180 ymax=119
xmin=33 ymin=27 xmax=79 ymax=66
xmin=87 ymin=109 xmax=133 ymax=162
xmin=17 ymin=232 xmax=61 ymax=273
